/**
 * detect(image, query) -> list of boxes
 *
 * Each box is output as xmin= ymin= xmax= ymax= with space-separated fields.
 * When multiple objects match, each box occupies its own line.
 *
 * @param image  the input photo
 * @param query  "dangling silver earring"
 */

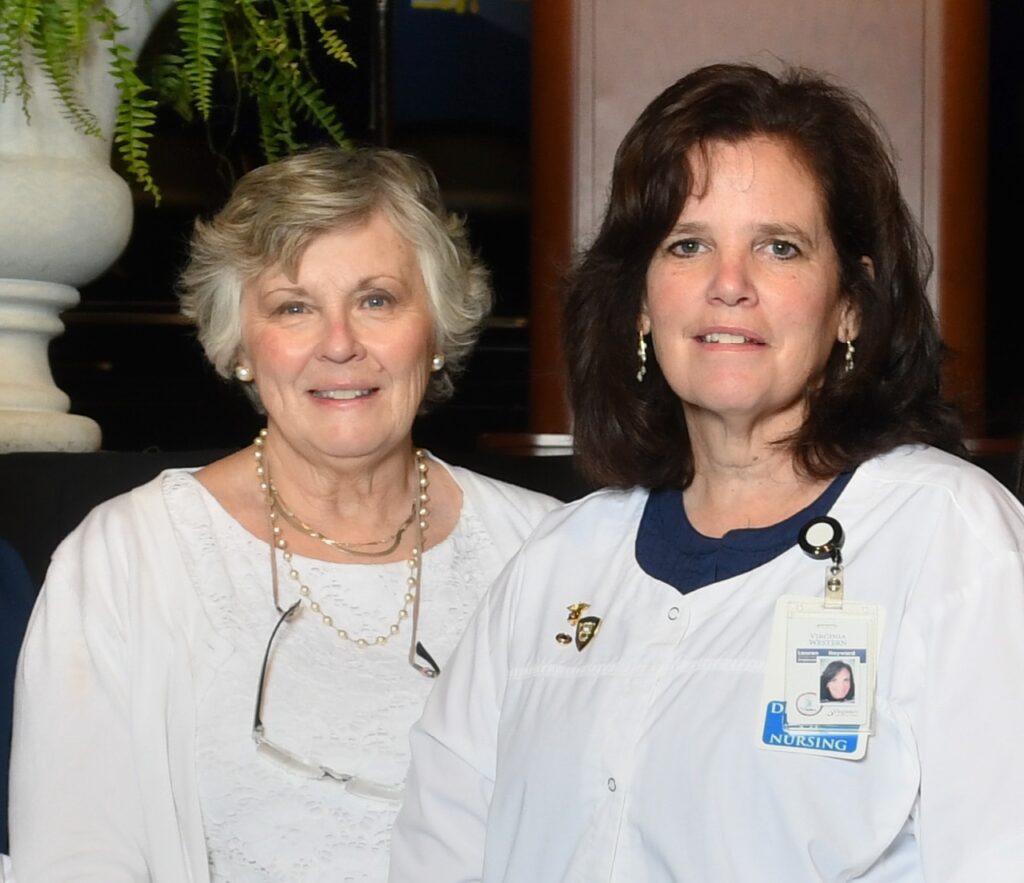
xmin=636 ymin=331 xmax=648 ymax=382
xmin=844 ymin=339 xmax=855 ymax=373
xmin=430 ymin=353 xmax=446 ymax=372
xmin=234 ymin=364 xmax=253 ymax=382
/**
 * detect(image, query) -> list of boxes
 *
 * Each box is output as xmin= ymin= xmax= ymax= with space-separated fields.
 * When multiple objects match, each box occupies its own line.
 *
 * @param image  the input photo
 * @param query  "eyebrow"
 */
xmin=666 ymin=221 xmax=709 ymax=237
xmin=755 ymin=223 xmax=816 ymax=246
xmin=666 ymin=221 xmax=818 ymax=247
xmin=260 ymin=275 xmax=403 ymax=296
xmin=258 ymin=283 xmax=305 ymax=300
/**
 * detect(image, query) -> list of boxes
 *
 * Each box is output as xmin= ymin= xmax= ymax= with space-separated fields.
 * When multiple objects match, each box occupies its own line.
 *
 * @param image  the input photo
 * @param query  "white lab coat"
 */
xmin=391 ymin=445 xmax=1024 ymax=882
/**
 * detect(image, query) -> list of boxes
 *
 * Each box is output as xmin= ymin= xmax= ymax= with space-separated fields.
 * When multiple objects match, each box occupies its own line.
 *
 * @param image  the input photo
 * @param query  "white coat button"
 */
xmin=607 ymin=777 xmax=617 ymax=792
xmin=668 ymin=607 xmax=680 ymax=621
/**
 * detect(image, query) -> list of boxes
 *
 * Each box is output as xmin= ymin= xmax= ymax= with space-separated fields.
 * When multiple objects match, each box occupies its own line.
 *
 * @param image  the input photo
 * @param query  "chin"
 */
xmin=327 ymin=430 xmax=411 ymax=459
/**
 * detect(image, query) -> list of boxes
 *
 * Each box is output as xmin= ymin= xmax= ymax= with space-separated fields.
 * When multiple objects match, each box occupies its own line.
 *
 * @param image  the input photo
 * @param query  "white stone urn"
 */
xmin=0 ymin=0 xmax=174 ymax=452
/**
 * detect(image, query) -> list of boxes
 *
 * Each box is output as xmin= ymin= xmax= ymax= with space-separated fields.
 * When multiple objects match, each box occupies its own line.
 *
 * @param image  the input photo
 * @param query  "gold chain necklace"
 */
xmin=269 ymin=481 xmax=417 ymax=557
xmin=253 ymin=429 xmax=430 ymax=647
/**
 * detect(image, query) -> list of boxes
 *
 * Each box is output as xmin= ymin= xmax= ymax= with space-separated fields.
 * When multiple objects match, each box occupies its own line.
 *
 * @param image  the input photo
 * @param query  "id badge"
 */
xmin=759 ymin=597 xmax=883 ymax=760
xmin=783 ymin=604 xmax=873 ymax=728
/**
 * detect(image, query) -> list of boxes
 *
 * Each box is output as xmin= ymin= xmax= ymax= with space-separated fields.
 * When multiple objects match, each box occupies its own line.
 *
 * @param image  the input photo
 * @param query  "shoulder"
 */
xmin=48 ymin=469 xmax=199 ymax=579
xmin=859 ymin=445 xmax=1015 ymax=504
xmin=66 ymin=469 xmax=192 ymax=539
xmin=852 ymin=445 xmax=1024 ymax=553
xmin=518 ymin=486 xmax=648 ymax=556
xmin=444 ymin=462 xmax=562 ymax=525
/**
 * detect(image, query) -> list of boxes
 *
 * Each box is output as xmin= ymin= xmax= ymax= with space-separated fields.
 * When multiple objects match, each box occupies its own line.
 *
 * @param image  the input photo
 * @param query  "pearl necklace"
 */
xmin=253 ymin=429 xmax=430 ymax=648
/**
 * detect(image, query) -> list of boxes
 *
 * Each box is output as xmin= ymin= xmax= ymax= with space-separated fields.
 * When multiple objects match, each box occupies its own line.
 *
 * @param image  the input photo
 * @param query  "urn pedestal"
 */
xmin=0 ymin=0 xmax=174 ymax=452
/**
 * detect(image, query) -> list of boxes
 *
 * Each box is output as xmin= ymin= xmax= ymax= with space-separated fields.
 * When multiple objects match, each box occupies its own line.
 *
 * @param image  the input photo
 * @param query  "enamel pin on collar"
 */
xmin=555 ymin=602 xmax=602 ymax=651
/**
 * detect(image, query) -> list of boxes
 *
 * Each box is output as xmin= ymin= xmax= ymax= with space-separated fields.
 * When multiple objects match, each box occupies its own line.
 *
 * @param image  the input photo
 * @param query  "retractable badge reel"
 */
xmin=798 ymin=516 xmax=845 ymax=608
xmin=758 ymin=514 xmax=882 ymax=759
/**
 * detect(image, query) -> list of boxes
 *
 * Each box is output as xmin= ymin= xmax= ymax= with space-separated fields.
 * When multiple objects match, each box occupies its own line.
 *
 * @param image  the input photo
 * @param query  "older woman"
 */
xmin=9 ymin=147 xmax=558 ymax=881
xmin=390 ymin=65 xmax=1024 ymax=880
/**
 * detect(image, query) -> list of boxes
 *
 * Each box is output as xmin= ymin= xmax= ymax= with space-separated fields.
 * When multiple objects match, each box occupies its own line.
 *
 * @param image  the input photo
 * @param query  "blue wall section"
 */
xmin=394 ymin=1 xmax=531 ymax=130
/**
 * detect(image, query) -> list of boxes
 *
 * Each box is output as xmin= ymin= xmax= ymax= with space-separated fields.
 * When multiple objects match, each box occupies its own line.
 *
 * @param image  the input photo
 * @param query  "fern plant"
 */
xmin=0 ymin=0 xmax=354 ymax=202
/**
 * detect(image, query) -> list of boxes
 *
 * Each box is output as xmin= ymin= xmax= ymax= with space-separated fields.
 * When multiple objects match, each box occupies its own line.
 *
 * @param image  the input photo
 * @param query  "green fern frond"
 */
xmin=291 ymin=79 xmax=349 ymax=147
xmin=99 ymin=8 xmax=159 ymax=200
xmin=31 ymin=0 xmax=101 ymax=135
xmin=315 ymin=22 xmax=353 ymax=67
xmin=237 ymin=0 xmax=289 ymax=62
xmin=176 ymin=0 xmax=223 ymax=119
xmin=60 ymin=0 xmax=96 ymax=60
xmin=254 ymin=67 xmax=302 ymax=160
xmin=0 ymin=0 xmax=42 ymax=105
xmin=275 ymin=0 xmax=309 ymax=61
xmin=149 ymin=52 xmax=194 ymax=120
xmin=1 ymin=0 xmax=353 ymax=199
xmin=303 ymin=0 xmax=353 ymax=66
xmin=231 ymin=0 xmax=350 ymax=159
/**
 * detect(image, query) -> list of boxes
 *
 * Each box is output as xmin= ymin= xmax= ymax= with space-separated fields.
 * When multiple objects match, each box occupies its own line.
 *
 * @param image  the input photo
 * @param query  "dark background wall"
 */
xmin=53 ymin=1 xmax=533 ymax=454
xmin=50 ymin=1 xmax=1024 ymax=452
xmin=984 ymin=0 xmax=1024 ymax=437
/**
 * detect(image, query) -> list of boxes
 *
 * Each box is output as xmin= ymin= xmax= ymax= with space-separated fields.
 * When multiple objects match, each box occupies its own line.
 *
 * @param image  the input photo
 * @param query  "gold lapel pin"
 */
xmin=555 ymin=602 xmax=602 ymax=651
xmin=575 ymin=615 xmax=601 ymax=650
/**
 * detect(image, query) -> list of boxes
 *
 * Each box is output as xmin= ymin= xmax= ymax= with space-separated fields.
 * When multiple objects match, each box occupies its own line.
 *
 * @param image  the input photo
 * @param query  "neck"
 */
xmin=258 ymin=429 xmax=421 ymax=550
xmin=683 ymin=411 xmax=829 ymax=538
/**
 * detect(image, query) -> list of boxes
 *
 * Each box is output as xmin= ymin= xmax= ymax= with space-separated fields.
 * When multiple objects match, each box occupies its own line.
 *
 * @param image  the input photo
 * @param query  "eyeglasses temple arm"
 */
xmin=252 ymin=600 xmax=302 ymax=734
xmin=413 ymin=641 xmax=440 ymax=677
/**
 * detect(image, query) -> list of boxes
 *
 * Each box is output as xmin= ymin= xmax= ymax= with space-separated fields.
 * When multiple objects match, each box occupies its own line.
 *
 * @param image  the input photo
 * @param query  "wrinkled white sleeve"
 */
xmin=389 ymin=554 xmax=521 ymax=882
xmin=9 ymin=510 xmax=150 ymax=882
xmin=907 ymin=547 xmax=1024 ymax=879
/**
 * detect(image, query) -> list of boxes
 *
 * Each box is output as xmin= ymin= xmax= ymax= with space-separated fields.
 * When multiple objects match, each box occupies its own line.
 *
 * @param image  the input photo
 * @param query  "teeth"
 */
xmin=312 ymin=389 xmax=372 ymax=400
xmin=702 ymin=332 xmax=752 ymax=344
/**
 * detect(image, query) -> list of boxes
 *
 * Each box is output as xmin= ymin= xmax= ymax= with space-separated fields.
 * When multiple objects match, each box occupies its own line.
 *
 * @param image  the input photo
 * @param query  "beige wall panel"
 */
xmin=575 ymin=0 xmax=929 ymax=246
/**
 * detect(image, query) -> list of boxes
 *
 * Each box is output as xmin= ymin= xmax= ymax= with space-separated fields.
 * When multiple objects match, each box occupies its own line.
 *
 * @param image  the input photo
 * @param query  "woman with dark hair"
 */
xmin=390 ymin=64 xmax=1024 ymax=880
xmin=820 ymin=660 xmax=855 ymax=702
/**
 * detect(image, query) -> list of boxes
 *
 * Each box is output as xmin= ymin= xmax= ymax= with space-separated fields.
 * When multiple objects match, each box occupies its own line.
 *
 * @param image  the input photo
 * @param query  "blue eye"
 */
xmin=668 ymin=239 xmax=704 ymax=257
xmin=769 ymin=240 xmax=800 ymax=258
xmin=277 ymin=302 xmax=307 ymax=315
xmin=363 ymin=292 xmax=393 ymax=309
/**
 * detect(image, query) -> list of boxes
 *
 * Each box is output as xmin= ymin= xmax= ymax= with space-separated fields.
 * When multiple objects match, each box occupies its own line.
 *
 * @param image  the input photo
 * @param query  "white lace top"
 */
xmin=165 ymin=471 xmax=502 ymax=882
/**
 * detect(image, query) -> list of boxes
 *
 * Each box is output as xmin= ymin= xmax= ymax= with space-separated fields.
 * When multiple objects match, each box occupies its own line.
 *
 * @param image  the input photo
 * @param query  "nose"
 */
xmin=317 ymin=312 xmax=365 ymax=363
xmin=707 ymin=249 xmax=757 ymax=307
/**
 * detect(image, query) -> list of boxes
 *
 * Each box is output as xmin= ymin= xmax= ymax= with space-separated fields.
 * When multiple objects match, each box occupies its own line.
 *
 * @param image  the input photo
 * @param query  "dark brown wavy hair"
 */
xmin=564 ymin=63 xmax=963 ymax=490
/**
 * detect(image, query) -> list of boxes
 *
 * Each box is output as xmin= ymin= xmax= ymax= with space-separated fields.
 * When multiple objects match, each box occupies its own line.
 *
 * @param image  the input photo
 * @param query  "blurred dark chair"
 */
xmin=0 ymin=446 xmax=593 ymax=592
xmin=0 ymin=450 xmax=228 ymax=590
xmin=965 ymin=438 xmax=1024 ymax=501
xmin=1 ymin=539 xmax=33 ymax=854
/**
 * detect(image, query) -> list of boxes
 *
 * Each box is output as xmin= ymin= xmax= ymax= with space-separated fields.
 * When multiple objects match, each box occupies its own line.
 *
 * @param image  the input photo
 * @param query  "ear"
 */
xmin=836 ymin=256 xmax=871 ymax=342
xmin=638 ymin=303 xmax=651 ymax=336
xmin=837 ymin=299 xmax=861 ymax=344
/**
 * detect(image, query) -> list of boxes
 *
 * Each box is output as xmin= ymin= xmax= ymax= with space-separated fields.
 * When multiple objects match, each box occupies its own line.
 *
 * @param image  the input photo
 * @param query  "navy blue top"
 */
xmin=636 ymin=472 xmax=854 ymax=595
xmin=1 ymin=538 xmax=34 ymax=854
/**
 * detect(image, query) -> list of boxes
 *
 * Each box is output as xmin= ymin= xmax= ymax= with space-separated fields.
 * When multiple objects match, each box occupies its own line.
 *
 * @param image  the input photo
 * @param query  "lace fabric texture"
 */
xmin=164 ymin=471 xmax=500 ymax=882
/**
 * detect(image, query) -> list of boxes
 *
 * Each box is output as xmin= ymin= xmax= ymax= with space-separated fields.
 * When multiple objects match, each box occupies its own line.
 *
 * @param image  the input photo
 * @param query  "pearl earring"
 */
xmin=431 ymin=353 xmax=446 ymax=372
xmin=233 ymin=365 xmax=253 ymax=382
xmin=636 ymin=331 xmax=648 ymax=382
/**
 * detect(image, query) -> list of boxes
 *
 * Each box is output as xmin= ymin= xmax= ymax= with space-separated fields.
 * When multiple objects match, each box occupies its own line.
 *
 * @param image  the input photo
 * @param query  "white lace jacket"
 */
xmin=9 ymin=460 xmax=558 ymax=883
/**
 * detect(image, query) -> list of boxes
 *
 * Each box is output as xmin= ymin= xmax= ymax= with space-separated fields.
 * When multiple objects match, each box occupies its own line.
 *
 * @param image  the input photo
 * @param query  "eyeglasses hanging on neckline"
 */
xmin=250 ymin=594 xmax=440 ymax=800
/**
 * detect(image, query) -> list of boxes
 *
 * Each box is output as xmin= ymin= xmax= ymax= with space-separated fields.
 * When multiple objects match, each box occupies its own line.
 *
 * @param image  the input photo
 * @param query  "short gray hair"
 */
xmin=179 ymin=147 xmax=492 ymax=406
